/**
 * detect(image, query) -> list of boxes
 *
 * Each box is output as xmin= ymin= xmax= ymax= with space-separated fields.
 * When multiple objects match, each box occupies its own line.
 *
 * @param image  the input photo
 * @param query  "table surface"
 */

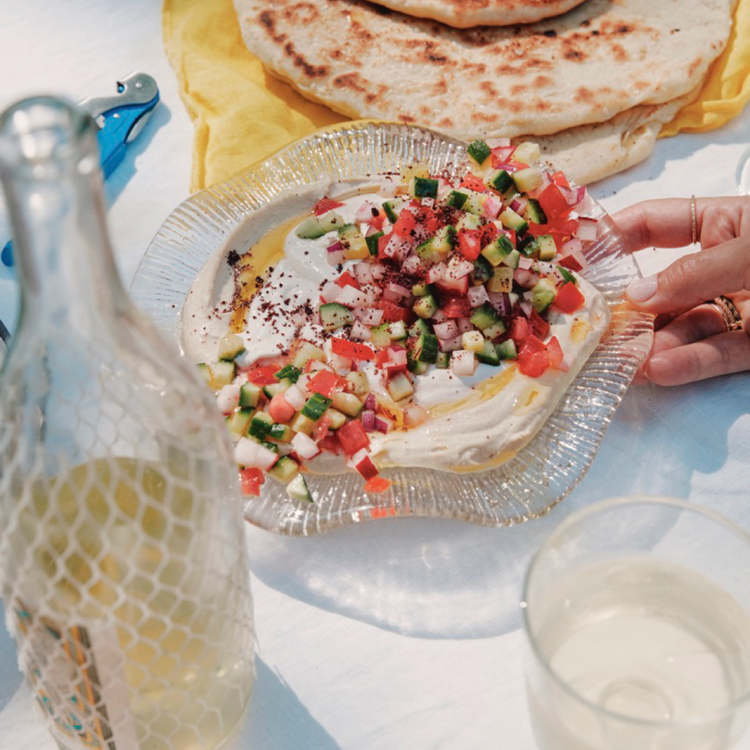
xmin=1 ymin=3 xmax=749 ymax=749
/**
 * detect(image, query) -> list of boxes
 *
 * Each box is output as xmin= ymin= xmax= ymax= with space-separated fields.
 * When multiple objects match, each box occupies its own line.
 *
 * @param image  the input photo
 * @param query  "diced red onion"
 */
xmin=401 ymin=254 xmax=425 ymax=276
xmin=514 ymin=268 xmax=539 ymax=289
xmin=510 ymin=196 xmax=528 ymax=214
xmin=560 ymin=238 xmax=583 ymax=257
xmin=451 ymin=350 xmax=478 ymax=377
xmin=358 ymin=307 xmax=383 ymax=326
xmin=365 ymin=223 xmax=381 ymax=237
xmin=375 ymin=415 xmax=392 ymax=433
xmin=434 ymin=320 xmax=459 ymax=340
xmin=457 ymin=317 xmax=473 ymax=334
xmin=517 ymin=255 xmax=535 ymax=271
xmin=576 ymin=217 xmax=598 ymax=242
xmin=387 ymin=348 xmax=408 ymax=366
xmin=327 ymin=240 xmax=343 ymax=254
xmin=432 ymin=309 xmax=449 ymax=323
xmin=421 ymin=197 xmax=435 ymax=209
xmin=370 ymin=263 xmax=386 ymax=280
xmin=445 ymin=257 xmax=475 ymax=280
xmin=435 ymin=275 xmax=469 ymax=296
xmin=483 ymin=195 xmax=502 ymax=220
xmin=426 ymin=262 xmax=447 ymax=283
xmin=437 ymin=177 xmax=453 ymax=201
xmin=362 ymin=410 xmax=376 ymax=432
xmin=383 ymin=234 xmax=414 ymax=263
xmin=520 ymin=300 xmax=533 ymax=318
xmin=438 ymin=334 xmax=463 ymax=352
xmin=355 ymin=201 xmax=380 ymax=223
xmin=350 ymin=320 xmax=372 ymax=341
xmin=216 ymin=384 xmax=241 ymax=413
xmin=387 ymin=282 xmax=412 ymax=299
xmin=467 ymin=285 xmax=489 ymax=308
xmin=493 ymin=162 xmax=517 ymax=173
xmin=488 ymin=292 xmax=512 ymax=317
xmin=364 ymin=393 xmax=377 ymax=411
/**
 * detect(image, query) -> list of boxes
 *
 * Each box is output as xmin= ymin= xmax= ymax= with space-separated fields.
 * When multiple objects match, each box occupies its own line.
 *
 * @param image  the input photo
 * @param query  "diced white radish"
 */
xmin=386 ymin=348 xmax=408 ymax=367
xmin=438 ymin=334 xmax=463 ymax=352
xmin=467 ymin=285 xmax=489 ymax=308
xmin=426 ymin=262 xmax=447 ymax=283
xmin=379 ymin=174 xmax=399 ymax=197
xmin=291 ymin=432 xmax=321 ymax=460
xmin=370 ymin=263 xmax=386 ymax=280
xmin=353 ymin=262 xmax=374 ymax=285
xmin=321 ymin=281 xmax=342 ymax=303
xmin=537 ymin=261 xmax=556 ymax=276
xmin=358 ymin=308 xmax=384 ymax=326
xmin=560 ymin=237 xmax=583 ymax=257
xmin=421 ymin=197 xmax=435 ymax=209
xmin=234 ymin=437 xmax=278 ymax=470
xmin=382 ymin=234 xmax=414 ymax=262
xmin=355 ymin=201 xmax=380 ymax=223
xmin=451 ymin=350 xmax=478 ymax=377
xmin=401 ymin=254 xmax=425 ymax=276
xmin=350 ymin=320 xmax=372 ymax=341
xmin=445 ymin=256 xmax=474 ymax=280
xmin=326 ymin=250 xmax=345 ymax=266
xmin=283 ymin=384 xmax=306 ymax=410
xmin=576 ymin=216 xmax=598 ymax=242
xmin=520 ymin=300 xmax=534 ymax=317
xmin=437 ymin=177 xmax=454 ymax=201
xmin=457 ymin=317 xmax=473 ymax=333
xmin=432 ymin=309 xmax=449 ymax=323
xmin=433 ymin=320 xmax=459 ymax=340
xmin=514 ymin=268 xmax=539 ymax=288
xmin=216 ymin=384 xmax=241 ymax=413
xmin=336 ymin=285 xmax=377 ymax=308
xmin=517 ymin=255 xmax=535 ymax=271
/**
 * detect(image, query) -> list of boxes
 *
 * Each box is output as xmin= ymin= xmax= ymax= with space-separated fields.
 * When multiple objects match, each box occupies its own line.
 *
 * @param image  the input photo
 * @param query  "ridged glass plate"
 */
xmin=130 ymin=122 xmax=653 ymax=536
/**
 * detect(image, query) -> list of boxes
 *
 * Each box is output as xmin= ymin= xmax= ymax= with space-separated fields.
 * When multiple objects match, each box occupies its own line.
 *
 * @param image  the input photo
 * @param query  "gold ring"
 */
xmin=706 ymin=295 xmax=743 ymax=332
xmin=690 ymin=195 xmax=697 ymax=245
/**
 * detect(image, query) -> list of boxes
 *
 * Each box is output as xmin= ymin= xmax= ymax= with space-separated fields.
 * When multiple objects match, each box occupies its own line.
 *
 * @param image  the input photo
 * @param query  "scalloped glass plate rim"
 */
xmin=130 ymin=121 xmax=653 ymax=536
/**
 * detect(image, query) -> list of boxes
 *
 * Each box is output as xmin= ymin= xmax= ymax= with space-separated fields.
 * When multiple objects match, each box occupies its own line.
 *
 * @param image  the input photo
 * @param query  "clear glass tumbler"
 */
xmin=523 ymin=496 xmax=750 ymax=750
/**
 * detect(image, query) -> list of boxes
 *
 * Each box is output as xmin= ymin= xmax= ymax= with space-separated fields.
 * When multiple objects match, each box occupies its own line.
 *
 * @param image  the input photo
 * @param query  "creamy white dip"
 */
xmin=182 ymin=179 xmax=611 ymax=473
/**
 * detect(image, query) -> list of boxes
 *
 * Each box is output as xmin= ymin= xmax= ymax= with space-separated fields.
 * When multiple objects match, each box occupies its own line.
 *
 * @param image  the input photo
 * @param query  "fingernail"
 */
xmin=626 ymin=274 xmax=658 ymax=302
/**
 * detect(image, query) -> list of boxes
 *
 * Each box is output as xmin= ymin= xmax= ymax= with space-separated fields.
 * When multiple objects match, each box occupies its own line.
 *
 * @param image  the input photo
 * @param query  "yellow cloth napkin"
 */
xmin=163 ymin=0 xmax=750 ymax=192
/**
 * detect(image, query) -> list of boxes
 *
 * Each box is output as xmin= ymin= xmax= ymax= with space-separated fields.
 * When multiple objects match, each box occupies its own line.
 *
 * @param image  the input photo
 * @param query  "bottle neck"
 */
xmin=0 ymin=98 xmax=128 ymax=331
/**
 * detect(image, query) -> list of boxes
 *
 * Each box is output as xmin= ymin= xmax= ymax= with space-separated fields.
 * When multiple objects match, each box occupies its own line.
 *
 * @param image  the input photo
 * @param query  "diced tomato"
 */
xmin=421 ymin=207 xmax=443 ymax=234
xmin=313 ymin=197 xmax=345 ymax=216
xmin=546 ymin=336 xmax=565 ymax=370
xmin=391 ymin=209 xmax=418 ymax=238
xmin=460 ymin=174 xmax=486 ymax=192
xmin=351 ymin=452 xmax=379 ymax=481
xmin=335 ymin=271 xmax=360 ymax=289
xmin=364 ymin=476 xmax=392 ymax=493
xmin=377 ymin=231 xmax=393 ymax=259
xmin=337 ymin=420 xmax=370 ymax=456
xmin=370 ymin=213 xmax=386 ymax=231
xmin=441 ymin=298 xmax=471 ymax=318
xmin=239 ymin=467 xmax=264 ymax=497
xmin=330 ymin=337 xmax=375 ymax=361
xmin=510 ymin=161 xmax=529 ymax=170
xmin=379 ymin=299 xmax=411 ymax=323
xmin=510 ymin=316 xmax=531 ymax=345
xmin=318 ymin=434 xmax=342 ymax=454
xmin=435 ymin=275 xmax=469 ymax=297
xmin=457 ymin=228 xmax=483 ymax=261
xmin=308 ymin=369 xmax=340 ymax=398
xmin=538 ymin=183 xmax=571 ymax=220
xmin=312 ymin=413 xmax=332 ymax=442
xmin=551 ymin=171 xmax=570 ymax=189
xmin=558 ymin=254 xmax=583 ymax=272
xmin=553 ymin=282 xmax=586 ymax=314
xmin=518 ymin=335 xmax=550 ymax=378
xmin=480 ymin=222 xmax=499 ymax=247
xmin=547 ymin=218 xmax=578 ymax=236
xmin=268 ymin=393 xmax=296 ymax=424
xmin=246 ymin=365 xmax=280 ymax=385
xmin=529 ymin=309 xmax=550 ymax=340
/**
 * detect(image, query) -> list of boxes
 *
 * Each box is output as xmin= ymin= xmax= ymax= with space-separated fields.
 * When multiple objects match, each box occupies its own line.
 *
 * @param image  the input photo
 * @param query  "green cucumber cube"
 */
xmin=476 ymin=340 xmax=501 ymax=366
xmin=467 ymin=139 xmax=491 ymax=166
xmin=248 ymin=411 xmax=274 ymax=440
xmin=268 ymin=455 xmax=301 ymax=483
xmin=301 ymin=392 xmax=332 ymax=421
xmin=412 ymin=177 xmax=439 ymax=198
xmin=319 ymin=303 xmax=354 ymax=332
xmin=470 ymin=303 xmax=499 ymax=331
xmin=496 ymin=339 xmax=518 ymax=360
xmin=239 ymin=382 xmax=261 ymax=408
xmin=218 ymin=333 xmax=245 ymax=361
xmin=488 ymin=169 xmax=514 ymax=193
xmin=414 ymin=332 xmax=439 ymax=364
xmin=286 ymin=474 xmax=312 ymax=502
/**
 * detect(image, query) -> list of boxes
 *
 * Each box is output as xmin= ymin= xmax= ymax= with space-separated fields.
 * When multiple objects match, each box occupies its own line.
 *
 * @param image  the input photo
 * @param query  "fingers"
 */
xmin=643 ymin=331 xmax=750 ymax=386
xmin=625 ymin=235 xmax=750 ymax=315
xmin=612 ymin=199 xmax=696 ymax=252
xmin=648 ymin=305 xmax=729 ymax=356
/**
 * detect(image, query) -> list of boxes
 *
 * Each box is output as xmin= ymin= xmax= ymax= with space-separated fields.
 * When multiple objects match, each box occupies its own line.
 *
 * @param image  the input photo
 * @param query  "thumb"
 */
xmin=625 ymin=236 xmax=750 ymax=314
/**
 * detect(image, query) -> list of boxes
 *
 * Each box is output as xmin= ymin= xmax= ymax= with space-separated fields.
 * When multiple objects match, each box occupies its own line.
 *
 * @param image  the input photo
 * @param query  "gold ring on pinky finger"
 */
xmin=705 ymin=295 xmax=744 ymax=332
xmin=690 ymin=195 xmax=697 ymax=245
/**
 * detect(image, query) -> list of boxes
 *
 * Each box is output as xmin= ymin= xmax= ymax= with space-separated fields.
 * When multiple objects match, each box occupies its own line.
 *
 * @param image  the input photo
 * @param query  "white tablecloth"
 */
xmin=1 ymin=3 xmax=749 ymax=748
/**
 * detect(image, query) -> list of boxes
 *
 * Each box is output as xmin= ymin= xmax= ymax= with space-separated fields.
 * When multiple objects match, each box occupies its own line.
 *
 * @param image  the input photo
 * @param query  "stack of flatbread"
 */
xmin=232 ymin=0 xmax=737 ymax=184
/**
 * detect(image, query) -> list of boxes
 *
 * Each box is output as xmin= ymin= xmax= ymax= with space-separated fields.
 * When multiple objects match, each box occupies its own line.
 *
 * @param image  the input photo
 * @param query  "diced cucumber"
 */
xmin=326 ymin=408 xmax=347 ymax=430
xmin=414 ymin=332 xmax=439 ymax=363
xmin=286 ymin=474 xmax=313 ymax=502
xmin=292 ymin=342 xmax=326 ymax=368
xmin=212 ymin=360 xmax=236 ymax=389
xmin=412 ymin=177 xmax=439 ymax=198
xmin=524 ymin=198 xmax=547 ymax=225
xmin=218 ymin=333 xmax=245 ymax=361
xmin=338 ymin=223 xmax=369 ymax=261
xmin=407 ymin=353 xmax=429 ymax=374
xmin=248 ymin=411 xmax=274 ymax=440
xmin=456 ymin=212 xmax=483 ymax=231
xmin=227 ymin=409 xmax=253 ymax=437
xmin=531 ymin=278 xmax=557 ymax=313
xmin=432 ymin=224 xmax=456 ymax=255
xmin=239 ymin=382 xmax=261 ymax=409
xmin=436 ymin=351 xmax=450 ymax=369
xmin=471 ymin=254 xmax=493 ymax=285
xmin=412 ymin=282 xmax=430 ymax=297
xmin=445 ymin=190 xmax=468 ymax=209
xmin=476 ymin=340 xmax=501 ymax=366
xmin=528 ymin=234 xmax=557 ymax=261
xmin=502 ymin=249 xmax=521 ymax=269
xmin=488 ymin=169 xmax=514 ymax=193
xmin=319 ymin=212 xmax=346 ymax=233
xmin=482 ymin=321 xmax=507 ymax=340
xmin=499 ymin=208 xmax=529 ymax=235
xmin=382 ymin=199 xmax=403 ymax=223
xmin=330 ymin=391 xmax=363 ymax=417
xmin=413 ymin=293 xmax=438 ymax=319
xmin=470 ymin=303 xmax=499 ymax=331
xmin=196 ymin=363 xmax=212 ymax=386
xmin=512 ymin=167 xmax=543 ymax=194
xmin=274 ymin=364 xmax=301 ymax=383
xmin=268 ymin=455 xmax=301 ymax=483
xmin=295 ymin=212 xmax=345 ymax=239
xmin=389 ymin=321 xmax=407 ymax=340
xmin=262 ymin=378 xmax=292 ymax=399
xmin=462 ymin=330 xmax=485 ymax=353
xmin=268 ymin=423 xmax=295 ymax=442
xmin=462 ymin=192 xmax=486 ymax=217
xmin=345 ymin=371 xmax=370 ymax=395
xmin=467 ymin=139 xmax=491 ymax=166
xmin=262 ymin=441 xmax=279 ymax=454
xmin=512 ymin=141 xmax=541 ymax=166
xmin=370 ymin=323 xmax=393 ymax=347
xmin=301 ymin=392 xmax=332 ymax=421
xmin=558 ymin=265 xmax=577 ymax=285
xmin=496 ymin=339 xmax=518 ymax=360
xmin=481 ymin=234 xmax=515 ymax=267
xmin=488 ymin=266 xmax=514 ymax=294
xmin=409 ymin=318 xmax=434 ymax=337
xmin=366 ymin=231 xmax=383 ymax=256
xmin=290 ymin=412 xmax=316 ymax=436
xmin=416 ymin=237 xmax=443 ymax=264
xmin=319 ymin=303 xmax=354 ymax=332
xmin=387 ymin=372 xmax=415 ymax=401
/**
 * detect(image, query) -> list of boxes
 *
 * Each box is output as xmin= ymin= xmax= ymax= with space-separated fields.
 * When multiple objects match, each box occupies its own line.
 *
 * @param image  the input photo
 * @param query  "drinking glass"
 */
xmin=522 ymin=496 xmax=750 ymax=750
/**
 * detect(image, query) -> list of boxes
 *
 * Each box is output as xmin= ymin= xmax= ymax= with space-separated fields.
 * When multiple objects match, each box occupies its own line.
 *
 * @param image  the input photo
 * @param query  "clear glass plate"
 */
xmin=130 ymin=122 xmax=653 ymax=535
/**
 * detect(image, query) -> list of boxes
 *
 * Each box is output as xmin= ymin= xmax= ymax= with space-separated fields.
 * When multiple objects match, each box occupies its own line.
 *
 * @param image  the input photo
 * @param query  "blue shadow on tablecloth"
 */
xmin=247 ymin=374 xmax=747 ymax=641
xmin=0 ymin=601 xmax=22 ymax=712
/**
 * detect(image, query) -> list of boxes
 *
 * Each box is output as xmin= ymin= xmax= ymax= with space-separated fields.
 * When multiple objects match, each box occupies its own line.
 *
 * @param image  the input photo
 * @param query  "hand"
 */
xmin=613 ymin=197 xmax=750 ymax=386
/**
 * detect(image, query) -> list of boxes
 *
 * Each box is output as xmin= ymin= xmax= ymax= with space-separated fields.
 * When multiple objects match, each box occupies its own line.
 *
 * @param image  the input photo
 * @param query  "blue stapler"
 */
xmin=1 ymin=71 xmax=160 ymax=267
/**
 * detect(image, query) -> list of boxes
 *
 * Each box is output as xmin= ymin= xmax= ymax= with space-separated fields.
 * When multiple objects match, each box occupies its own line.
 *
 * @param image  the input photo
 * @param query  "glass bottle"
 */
xmin=0 ymin=97 xmax=255 ymax=749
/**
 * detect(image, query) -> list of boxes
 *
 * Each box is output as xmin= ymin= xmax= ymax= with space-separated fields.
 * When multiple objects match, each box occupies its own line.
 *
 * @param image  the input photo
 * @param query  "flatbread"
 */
xmin=530 ymin=92 xmax=696 ymax=185
xmin=365 ymin=0 xmax=588 ymax=28
xmin=234 ymin=0 xmax=734 ymax=139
